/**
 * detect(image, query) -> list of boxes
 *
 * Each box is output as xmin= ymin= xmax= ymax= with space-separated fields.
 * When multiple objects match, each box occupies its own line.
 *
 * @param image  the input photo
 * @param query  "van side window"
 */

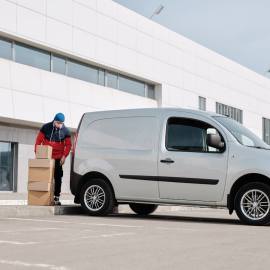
xmin=166 ymin=118 xmax=224 ymax=153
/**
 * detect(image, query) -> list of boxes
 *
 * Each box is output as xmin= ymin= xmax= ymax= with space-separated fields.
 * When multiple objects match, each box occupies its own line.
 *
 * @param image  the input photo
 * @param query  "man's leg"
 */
xmin=54 ymin=159 xmax=63 ymax=205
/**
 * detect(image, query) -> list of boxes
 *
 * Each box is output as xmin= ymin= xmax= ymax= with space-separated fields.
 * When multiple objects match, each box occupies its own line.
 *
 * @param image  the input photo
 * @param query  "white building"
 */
xmin=0 ymin=0 xmax=270 ymax=194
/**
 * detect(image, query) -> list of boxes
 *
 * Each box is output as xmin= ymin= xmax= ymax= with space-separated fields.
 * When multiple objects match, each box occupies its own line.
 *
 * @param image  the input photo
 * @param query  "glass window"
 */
xmin=88 ymin=65 xmax=99 ymax=83
xmin=98 ymin=69 xmax=105 ymax=86
xmin=0 ymin=38 xmax=12 ymax=60
xmin=263 ymin=118 xmax=270 ymax=145
xmin=216 ymin=102 xmax=243 ymax=123
xmin=199 ymin=96 xmax=206 ymax=111
xmin=166 ymin=118 xmax=223 ymax=153
xmin=119 ymin=75 xmax=145 ymax=97
xmin=67 ymin=60 xmax=98 ymax=84
xmin=214 ymin=116 xmax=270 ymax=149
xmin=147 ymin=84 xmax=155 ymax=99
xmin=0 ymin=35 xmax=156 ymax=99
xmin=52 ymin=54 xmax=66 ymax=75
xmin=15 ymin=43 xmax=50 ymax=71
xmin=106 ymin=72 xmax=118 ymax=89
xmin=0 ymin=142 xmax=14 ymax=191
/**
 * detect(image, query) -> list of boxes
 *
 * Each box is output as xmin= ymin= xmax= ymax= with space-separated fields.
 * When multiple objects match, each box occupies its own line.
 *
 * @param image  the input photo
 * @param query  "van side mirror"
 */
xmin=206 ymin=134 xmax=224 ymax=150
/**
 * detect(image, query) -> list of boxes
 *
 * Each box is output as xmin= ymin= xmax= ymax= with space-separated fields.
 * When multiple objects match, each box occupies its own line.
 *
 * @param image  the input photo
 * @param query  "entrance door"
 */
xmin=0 ymin=142 xmax=15 ymax=191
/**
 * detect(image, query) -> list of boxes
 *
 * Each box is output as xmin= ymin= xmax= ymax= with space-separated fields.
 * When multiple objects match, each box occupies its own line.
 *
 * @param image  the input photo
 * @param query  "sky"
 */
xmin=113 ymin=0 xmax=270 ymax=77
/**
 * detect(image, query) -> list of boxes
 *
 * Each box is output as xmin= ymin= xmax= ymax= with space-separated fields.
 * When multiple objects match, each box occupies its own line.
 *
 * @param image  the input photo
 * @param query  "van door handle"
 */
xmin=160 ymin=158 xmax=174 ymax=164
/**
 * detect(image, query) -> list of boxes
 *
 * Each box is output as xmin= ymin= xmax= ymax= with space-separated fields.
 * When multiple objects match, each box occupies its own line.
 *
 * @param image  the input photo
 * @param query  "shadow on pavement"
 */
xmin=108 ymin=213 xmax=242 ymax=226
xmin=64 ymin=206 xmax=242 ymax=226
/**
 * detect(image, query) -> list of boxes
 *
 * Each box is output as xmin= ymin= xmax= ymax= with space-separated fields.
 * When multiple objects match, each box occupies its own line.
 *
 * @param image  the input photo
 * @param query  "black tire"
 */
xmin=80 ymin=178 xmax=115 ymax=216
xmin=235 ymin=182 xmax=270 ymax=226
xmin=129 ymin=203 xmax=158 ymax=216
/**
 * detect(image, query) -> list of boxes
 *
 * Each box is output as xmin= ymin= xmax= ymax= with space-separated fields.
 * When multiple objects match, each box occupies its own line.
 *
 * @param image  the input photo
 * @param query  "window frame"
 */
xmin=0 ymin=36 xmax=13 ymax=60
xmin=67 ymin=59 xmax=99 ymax=84
xmin=0 ymin=35 xmax=156 ymax=100
xmin=118 ymin=74 xmax=146 ymax=97
xmin=216 ymin=102 xmax=243 ymax=124
xmin=14 ymin=42 xmax=51 ymax=71
xmin=51 ymin=53 xmax=67 ymax=75
xmin=105 ymin=70 xmax=118 ymax=89
xmin=146 ymin=84 xmax=155 ymax=99
xmin=0 ymin=141 xmax=17 ymax=192
xmin=165 ymin=117 xmax=226 ymax=154
xmin=199 ymin=96 xmax=206 ymax=111
xmin=263 ymin=117 xmax=270 ymax=145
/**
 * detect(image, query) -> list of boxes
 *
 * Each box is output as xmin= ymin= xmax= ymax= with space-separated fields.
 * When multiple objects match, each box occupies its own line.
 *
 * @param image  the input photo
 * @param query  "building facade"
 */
xmin=0 ymin=0 xmax=270 ymax=193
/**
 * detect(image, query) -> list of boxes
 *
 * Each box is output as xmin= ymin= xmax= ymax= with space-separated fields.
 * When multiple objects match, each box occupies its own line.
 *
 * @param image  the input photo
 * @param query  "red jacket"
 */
xmin=35 ymin=121 xmax=72 ymax=159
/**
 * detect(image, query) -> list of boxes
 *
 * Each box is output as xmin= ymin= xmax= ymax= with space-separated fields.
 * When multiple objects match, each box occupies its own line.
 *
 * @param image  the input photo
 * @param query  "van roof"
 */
xmin=84 ymin=107 xmax=222 ymax=118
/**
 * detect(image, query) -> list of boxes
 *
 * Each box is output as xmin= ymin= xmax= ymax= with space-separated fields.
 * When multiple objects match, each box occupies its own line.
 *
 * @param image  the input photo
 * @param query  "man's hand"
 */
xmin=60 ymin=156 xmax=66 ymax=166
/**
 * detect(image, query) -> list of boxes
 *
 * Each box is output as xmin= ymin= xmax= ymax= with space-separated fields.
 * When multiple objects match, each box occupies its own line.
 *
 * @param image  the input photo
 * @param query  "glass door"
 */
xmin=0 ymin=142 xmax=15 ymax=191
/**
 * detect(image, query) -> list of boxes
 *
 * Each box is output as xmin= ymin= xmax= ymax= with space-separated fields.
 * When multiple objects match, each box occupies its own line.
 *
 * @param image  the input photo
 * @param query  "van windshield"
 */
xmin=213 ymin=116 xmax=270 ymax=149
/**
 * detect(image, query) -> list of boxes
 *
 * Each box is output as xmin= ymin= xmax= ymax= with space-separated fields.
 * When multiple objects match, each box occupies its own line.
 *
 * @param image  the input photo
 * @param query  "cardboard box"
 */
xmin=28 ymin=159 xmax=55 ymax=182
xmin=36 ymin=145 xmax=52 ymax=159
xmin=27 ymin=157 xmax=55 ymax=206
xmin=28 ymin=181 xmax=52 ymax=192
xmin=28 ymin=159 xmax=55 ymax=168
xmin=28 ymin=191 xmax=54 ymax=206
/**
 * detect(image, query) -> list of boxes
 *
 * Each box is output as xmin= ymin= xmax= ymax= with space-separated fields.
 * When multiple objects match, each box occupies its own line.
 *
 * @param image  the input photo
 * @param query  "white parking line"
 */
xmin=0 ymin=260 xmax=68 ymax=269
xmin=80 ymin=232 xmax=135 ymax=239
xmin=156 ymin=226 xmax=198 ymax=232
xmin=6 ymin=217 xmax=144 ymax=228
xmin=35 ymin=231 xmax=136 ymax=245
xmin=0 ymin=240 xmax=38 ymax=245
xmin=0 ymin=227 xmax=62 ymax=233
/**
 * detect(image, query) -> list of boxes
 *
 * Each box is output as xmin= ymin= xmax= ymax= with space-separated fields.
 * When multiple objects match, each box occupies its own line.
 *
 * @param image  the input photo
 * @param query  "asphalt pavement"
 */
xmin=0 ymin=207 xmax=269 ymax=270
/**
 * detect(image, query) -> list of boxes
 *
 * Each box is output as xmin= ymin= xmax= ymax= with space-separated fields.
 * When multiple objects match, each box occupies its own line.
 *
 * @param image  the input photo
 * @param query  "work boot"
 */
xmin=54 ymin=196 xmax=61 ymax=206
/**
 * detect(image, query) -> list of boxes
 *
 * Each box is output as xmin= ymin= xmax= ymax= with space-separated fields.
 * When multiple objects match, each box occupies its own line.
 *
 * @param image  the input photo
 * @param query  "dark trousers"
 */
xmin=54 ymin=159 xmax=63 ymax=197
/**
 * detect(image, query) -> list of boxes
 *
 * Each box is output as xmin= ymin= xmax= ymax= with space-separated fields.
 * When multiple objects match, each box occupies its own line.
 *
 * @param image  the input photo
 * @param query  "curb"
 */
xmin=0 ymin=200 xmax=74 ymax=206
xmin=0 ymin=203 xmax=225 ymax=218
xmin=0 ymin=205 xmax=56 ymax=218
xmin=0 ymin=205 xmax=83 ymax=218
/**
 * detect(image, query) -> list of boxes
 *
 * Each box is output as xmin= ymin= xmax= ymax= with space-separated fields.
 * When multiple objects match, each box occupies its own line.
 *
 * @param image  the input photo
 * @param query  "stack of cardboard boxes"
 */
xmin=28 ymin=145 xmax=55 ymax=206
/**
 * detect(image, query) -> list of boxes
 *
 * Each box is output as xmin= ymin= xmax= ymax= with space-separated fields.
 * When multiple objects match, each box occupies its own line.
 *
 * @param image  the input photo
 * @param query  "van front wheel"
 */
xmin=129 ymin=203 xmax=158 ymax=216
xmin=80 ymin=178 xmax=114 ymax=216
xmin=235 ymin=182 xmax=270 ymax=225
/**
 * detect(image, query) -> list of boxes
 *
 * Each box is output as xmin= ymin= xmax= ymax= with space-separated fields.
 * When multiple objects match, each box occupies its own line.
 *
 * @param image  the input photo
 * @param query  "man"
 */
xmin=35 ymin=113 xmax=72 ymax=205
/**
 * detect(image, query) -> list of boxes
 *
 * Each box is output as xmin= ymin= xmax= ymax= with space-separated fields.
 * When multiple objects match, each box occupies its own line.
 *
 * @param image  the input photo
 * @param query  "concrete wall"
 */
xmin=0 ymin=58 xmax=157 ymax=129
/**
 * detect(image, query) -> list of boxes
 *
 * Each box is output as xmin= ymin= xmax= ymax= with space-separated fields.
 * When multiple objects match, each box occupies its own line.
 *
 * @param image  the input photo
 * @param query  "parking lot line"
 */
xmin=0 ymin=227 xmax=62 ymax=233
xmin=0 ymin=240 xmax=38 ymax=245
xmin=5 ymin=217 xmax=144 ymax=228
xmin=0 ymin=259 xmax=68 ymax=270
xmin=156 ymin=226 xmax=198 ymax=232
xmin=80 ymin=232 xmax=135 ymax=239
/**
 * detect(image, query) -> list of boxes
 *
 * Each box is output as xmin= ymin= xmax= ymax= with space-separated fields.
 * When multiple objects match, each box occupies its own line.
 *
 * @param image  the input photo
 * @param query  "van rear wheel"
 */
xmin=129 ymin=203 xmax=158 ymax=216
xmin=235 ymin=182 xmax=270 ymax=225
xmin=80 ymin=178 xmax=114 ymax=216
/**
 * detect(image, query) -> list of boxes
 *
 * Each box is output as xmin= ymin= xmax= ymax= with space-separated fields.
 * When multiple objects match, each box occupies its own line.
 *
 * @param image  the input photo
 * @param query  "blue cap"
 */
xmin=54 ymin=113 xmax=65 ymax=122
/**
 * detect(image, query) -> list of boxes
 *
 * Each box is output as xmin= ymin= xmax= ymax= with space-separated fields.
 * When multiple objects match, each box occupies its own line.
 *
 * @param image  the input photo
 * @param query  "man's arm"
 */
xmin=34 ymin=131 xmax=45 ymax=153
xmin=60 ymin=136 xmax=72 ymax=165
xmin=63 ymin=136 xmax=72 ymax=157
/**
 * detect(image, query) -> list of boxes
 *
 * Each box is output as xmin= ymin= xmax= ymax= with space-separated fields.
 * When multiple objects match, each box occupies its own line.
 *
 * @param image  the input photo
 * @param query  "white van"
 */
xmin=70 ymin=108 xmax=270 ymax=225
